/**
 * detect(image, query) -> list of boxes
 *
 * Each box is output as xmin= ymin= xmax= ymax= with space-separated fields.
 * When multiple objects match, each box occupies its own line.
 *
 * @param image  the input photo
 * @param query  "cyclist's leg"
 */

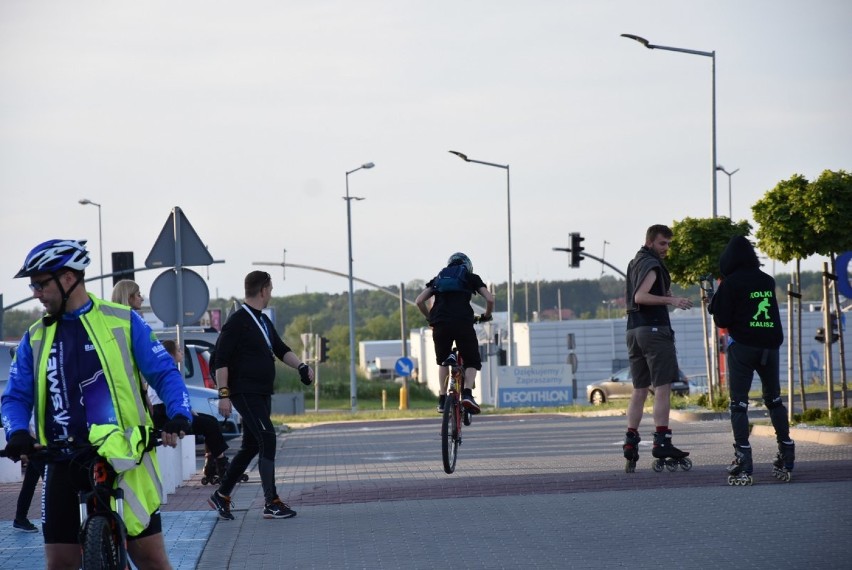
xmin=432 ymin=326 xmax=454 ymax=394
xmin=43 ymin=459 xmax=87 ymax=568
xmin=45 ymin=544 xmax=81 ymax=569
xmin=456 ymin=323 xmax=481 ymax=390
xmin=127 ymin=534 xmax=170 ymax=569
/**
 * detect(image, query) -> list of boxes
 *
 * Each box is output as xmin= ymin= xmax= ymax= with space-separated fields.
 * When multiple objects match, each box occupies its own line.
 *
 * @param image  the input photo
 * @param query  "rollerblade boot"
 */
xmin=651 ymin=429 xmax=692 ymax=472
xmin=201 ymin=453 xmax=217 ymax=485
xmin=726 ymin=444 xmax=753 ymax=486
xmin=217 ymin=455 xmax=250 ymax=484
xmin=772 ymin=441 xmax=795 ymax=482
xmin=623 ymin=431 xmax=641 ymax=473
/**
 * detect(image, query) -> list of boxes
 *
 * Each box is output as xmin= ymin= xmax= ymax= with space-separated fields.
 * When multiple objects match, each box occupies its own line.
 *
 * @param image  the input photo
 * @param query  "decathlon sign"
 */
xmin=497 ymin=365 xmax=573 ymax=408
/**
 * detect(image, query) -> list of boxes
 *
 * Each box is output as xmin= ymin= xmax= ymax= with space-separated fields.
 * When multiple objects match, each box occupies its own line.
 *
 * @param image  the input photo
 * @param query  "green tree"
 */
xmin=802 ymin=169 xmax=852 ymax=256
xmin=752 ymin=175 xmax=815 ymax=263
xmin=666 ymin=217 xmax=752 ymax=285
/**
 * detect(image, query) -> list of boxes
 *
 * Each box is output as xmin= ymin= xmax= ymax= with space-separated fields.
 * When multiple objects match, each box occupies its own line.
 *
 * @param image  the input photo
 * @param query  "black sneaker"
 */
xmin=437 ymin=394 xmax=446 ymax=413
xmin=462 ymin=392 xmax=481 ymax=415
xmin=208 ymin=491 xmax=235 ymax=520
xmin=263 ymin=497 xmax=297 ymax=519
xmin=13 ymin=518 xmax=38 ymax=533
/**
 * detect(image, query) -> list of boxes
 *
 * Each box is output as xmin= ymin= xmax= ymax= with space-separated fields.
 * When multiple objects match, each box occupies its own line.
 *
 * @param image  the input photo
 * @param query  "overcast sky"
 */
xmin=2 ymin=1 xmax=850 ymax=310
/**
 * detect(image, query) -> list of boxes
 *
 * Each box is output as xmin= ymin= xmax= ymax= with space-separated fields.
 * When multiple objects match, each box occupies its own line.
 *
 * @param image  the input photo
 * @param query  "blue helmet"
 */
xmin=447 ymin=252 xmax=472 ymax=273
xmin=14 ymin=239 xmax=91 ymax=278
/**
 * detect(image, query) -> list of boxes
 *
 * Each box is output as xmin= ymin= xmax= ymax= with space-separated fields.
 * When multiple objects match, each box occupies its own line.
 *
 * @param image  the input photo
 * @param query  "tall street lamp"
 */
xmin=78 ymin=198 xmax=104 ymax=298
xmin=345 ymin=162 xmax=375 ymax=411
xmin=449 ymin=150 xmax=514 ymax=366
xmin=716 ymin=165 xmax=740 ymax=219
xmin=621 ymin=34 xmax=718 ymax=218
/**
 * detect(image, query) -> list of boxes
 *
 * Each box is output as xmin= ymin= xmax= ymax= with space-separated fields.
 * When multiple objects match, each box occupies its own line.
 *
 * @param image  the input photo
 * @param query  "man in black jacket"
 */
xmin=709 ymin=235 xmax=795 ymax=484
xmin=208 ymin=271 xmax=314 ymax=519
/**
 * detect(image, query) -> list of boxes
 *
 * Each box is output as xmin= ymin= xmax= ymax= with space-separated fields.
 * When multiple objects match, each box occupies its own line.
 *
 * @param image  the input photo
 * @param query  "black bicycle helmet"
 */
xmin=14 ymin=239 xmax=90 ymax=278
xmin=447 ymin=252 xmax=473 ymax=273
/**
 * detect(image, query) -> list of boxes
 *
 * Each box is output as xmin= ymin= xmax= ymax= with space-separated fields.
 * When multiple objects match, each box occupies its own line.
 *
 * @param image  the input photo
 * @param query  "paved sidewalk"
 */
xmin=1 ymin=414 xmax=851 ymax=568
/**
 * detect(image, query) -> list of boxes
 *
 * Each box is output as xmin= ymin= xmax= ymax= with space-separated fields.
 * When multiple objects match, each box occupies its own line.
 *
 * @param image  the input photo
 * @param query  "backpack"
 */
xmin=433 ymin=264 xmax=470 ymax=293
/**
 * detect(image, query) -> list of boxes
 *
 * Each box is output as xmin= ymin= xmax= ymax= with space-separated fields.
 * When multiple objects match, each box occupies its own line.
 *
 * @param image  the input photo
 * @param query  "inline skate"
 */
xmin=623 ymin=431 xmax=641 ymax=473
xmin=201 ymin=454 xmax=248 ymax=485
xmin=651 ymin=429 xmax=692 ymax=472
xmin=201 ymin=452 xmax=219 ymax=485
xmin=772 ymin=441 xmax=795 ymax=482
xmin=726 ymin=444 xmax=753 ymax=486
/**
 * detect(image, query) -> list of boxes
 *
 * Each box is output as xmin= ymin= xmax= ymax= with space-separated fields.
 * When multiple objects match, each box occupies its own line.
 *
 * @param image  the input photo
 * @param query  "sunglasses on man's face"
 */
xmin=29 ymin=276 xmax=56 ymax=292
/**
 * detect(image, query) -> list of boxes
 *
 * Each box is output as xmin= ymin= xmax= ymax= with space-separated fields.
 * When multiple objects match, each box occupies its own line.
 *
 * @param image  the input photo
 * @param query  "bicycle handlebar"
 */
xmin=0 ymin=429 xmax=163 ymax=460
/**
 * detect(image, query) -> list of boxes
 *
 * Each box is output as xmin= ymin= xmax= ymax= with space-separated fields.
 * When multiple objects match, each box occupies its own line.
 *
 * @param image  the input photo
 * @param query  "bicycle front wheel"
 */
xmin=81 ymin=514 xmax=126 ymax=570
xmin=441 ymin=395 xmax=460 ymax=474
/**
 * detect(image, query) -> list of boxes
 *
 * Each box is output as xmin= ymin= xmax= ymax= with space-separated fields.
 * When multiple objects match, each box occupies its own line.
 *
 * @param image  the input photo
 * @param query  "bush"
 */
xmin=697 ymin=392 xmax=729 ymax=411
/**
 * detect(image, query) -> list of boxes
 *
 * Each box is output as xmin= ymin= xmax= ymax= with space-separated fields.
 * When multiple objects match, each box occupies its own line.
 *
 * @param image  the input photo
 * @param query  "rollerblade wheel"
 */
xmin=240 ymin=474 xmax=249 ymax=482
xmin=727 ymin=475 xmax=735 ymax=486
xmin=201 ymin=477 xmax=209 ymax=485
xmin=679 ymin=458 xmax=693 ymax=471
xmin=652 ymin=461 xmax=664 ymax=473
xmin=665 ymin=459 xmax=678 ymax=472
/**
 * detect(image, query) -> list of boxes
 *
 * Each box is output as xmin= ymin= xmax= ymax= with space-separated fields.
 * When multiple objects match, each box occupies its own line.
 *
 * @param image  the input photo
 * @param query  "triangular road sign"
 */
xmin=145 ymin=207 xmax=214 ymax=268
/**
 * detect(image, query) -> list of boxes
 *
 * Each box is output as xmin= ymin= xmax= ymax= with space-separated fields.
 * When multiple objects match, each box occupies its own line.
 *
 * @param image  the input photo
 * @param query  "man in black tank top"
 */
xmin=622 ymin=225 xmax=693 ymax=471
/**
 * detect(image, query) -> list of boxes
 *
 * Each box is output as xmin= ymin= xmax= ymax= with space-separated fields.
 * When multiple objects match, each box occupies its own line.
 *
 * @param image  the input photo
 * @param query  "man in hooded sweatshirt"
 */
xmin=709 ymin=235 xmax=795 ymax=484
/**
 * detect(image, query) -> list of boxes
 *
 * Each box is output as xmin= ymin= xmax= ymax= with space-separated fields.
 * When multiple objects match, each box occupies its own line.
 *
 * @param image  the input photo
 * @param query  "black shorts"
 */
xmin=42 ymin=456 xmax=161 ymax=544
xmin=432 ymin=321 xmax=482 ymax=370
xmin=626 ymin=325 xmax=679 ymax=389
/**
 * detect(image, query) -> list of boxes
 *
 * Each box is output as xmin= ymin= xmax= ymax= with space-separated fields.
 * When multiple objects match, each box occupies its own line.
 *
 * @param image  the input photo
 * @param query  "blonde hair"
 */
xmin=111 ymin=279 xmax=140 ymax=306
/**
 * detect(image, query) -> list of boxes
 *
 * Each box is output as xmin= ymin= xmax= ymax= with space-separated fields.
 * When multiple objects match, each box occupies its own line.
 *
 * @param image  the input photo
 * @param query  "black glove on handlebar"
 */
xmin=477 ymin=313 xmax=493 ymax=323
xmin=162 ymin=415 xmax=192 ymax=437
xmin=298 ymin=363 xmax=313 ymax=386
xmin=4 ymin=430 xmax=36 ymax=462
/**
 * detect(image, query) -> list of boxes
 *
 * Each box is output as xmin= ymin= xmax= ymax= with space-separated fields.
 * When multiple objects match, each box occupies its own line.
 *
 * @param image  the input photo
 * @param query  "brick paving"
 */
xmin=1 ymin=414 xmax=851 ymax=569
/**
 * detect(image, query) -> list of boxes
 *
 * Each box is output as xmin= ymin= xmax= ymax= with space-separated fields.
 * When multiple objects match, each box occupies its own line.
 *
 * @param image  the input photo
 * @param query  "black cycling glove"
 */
xmin=298 ymin=363 xmax=313 ymax=386
xmin=162 ymin=415 xmax=192 ymax=437
xmin=4 ymin=430 xmax=36 ymax=462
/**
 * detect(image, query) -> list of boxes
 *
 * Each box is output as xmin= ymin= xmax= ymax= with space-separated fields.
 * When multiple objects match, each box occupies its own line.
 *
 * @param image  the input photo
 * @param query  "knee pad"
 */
xmin=764 ymin=395 xmax=784 ymax=409
xmin=729 ymin=400 xmax=749 ymax=416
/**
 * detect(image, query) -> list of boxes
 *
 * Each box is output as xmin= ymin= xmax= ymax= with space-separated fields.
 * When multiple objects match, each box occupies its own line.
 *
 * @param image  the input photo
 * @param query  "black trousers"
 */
xmin=152 ymin=404 xmax=228 ymax=457
xmin=218 ymin=393 xmax=278 ymax=503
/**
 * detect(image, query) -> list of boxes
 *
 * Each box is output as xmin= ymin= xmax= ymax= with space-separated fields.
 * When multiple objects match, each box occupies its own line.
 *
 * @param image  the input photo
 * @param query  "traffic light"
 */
xmin=111 ymin=251 xmax=135 ymax=286
xmin=319 ymin=336 xmax=330 ymax=362
xmin=570 ymin=232 xmax=585 ymax=268
xmin=815 ymin=315 xmax=840 ymax=344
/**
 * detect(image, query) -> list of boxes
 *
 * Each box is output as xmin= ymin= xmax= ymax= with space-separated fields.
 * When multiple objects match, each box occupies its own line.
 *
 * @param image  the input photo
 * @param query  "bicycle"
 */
xmin=441 ymin=350 xmax=468 ymax=474
xmin=2 ymin=430 xmax=161 ymax=570
xmin=440 ymin=314 xmax=491 ymax=474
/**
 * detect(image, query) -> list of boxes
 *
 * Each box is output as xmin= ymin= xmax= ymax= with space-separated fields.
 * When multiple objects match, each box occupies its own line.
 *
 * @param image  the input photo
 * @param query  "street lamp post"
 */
xmin=621 ymin=34 xmax=718 ymax=218
xmin=448 ymin=150 xmax=514 ymax=366
xmin=716 ymin=165 xmax=740 ymax=219
xmin=78 ymin=198 xmax=104 ymax=297
xmin=345 ymin=162 xmax=375 ymax=411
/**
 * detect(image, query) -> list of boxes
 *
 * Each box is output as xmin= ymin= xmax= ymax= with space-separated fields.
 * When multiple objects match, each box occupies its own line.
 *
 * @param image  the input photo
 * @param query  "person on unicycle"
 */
xmin=415 ymin=252 xmax=494 ymax=414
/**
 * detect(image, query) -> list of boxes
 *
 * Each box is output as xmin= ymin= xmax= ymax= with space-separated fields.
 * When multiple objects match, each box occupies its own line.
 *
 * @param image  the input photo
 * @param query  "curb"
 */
xmin=671 ymin=409 xmax=852 ymax=446
xmin=751 ymin=424 xmax=852 ymax=446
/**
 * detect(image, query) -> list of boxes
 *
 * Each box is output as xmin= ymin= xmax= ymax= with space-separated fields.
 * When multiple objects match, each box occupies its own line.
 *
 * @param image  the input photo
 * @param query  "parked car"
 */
xmin=687 ymin=374 xmax=709 ymax=395
xmin=182 ymin=343 xmax=217 ymax=389
xmin=586 ymin=367 xmax=690 ymax=405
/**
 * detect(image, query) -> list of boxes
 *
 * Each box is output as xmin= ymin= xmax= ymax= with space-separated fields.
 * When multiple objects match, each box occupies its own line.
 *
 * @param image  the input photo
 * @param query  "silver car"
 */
xmin=586 ymin=367 xmax=690 ymax=405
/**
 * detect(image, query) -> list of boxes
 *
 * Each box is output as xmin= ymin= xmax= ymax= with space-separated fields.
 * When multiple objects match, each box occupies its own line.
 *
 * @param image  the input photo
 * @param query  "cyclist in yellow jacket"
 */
xmin=1 ymin=239 xmax=193 ymax=570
